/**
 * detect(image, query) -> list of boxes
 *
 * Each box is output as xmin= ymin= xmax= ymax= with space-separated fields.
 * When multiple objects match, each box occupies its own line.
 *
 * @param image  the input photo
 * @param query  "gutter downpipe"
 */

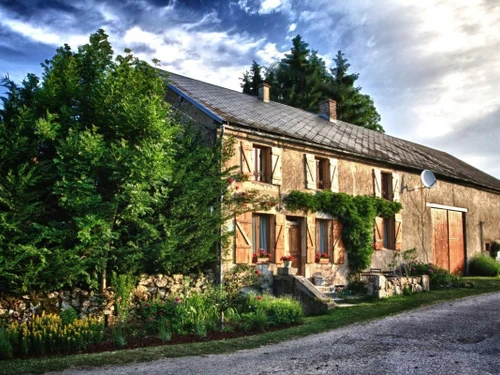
xmin=219 ymin=122 xmax=225 ymax=290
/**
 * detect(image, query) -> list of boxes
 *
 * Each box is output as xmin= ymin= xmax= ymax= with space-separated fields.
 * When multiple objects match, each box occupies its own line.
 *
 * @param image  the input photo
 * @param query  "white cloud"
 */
xmin=1 ymin=15 xmax=88 ymax=48
xmin=288 ymin=23 xmax=296 ymax=32
xmin=255 ymin=42 xmax=285 ymax=66
xmin=259 ymin=0 xmax=283 ymax=14
xmin=122 ymin=26 xmax=264 ymax=91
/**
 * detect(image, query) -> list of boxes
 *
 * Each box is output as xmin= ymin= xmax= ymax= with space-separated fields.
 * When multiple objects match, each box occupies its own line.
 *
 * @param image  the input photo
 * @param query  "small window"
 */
xmin=315 ymin=219 xmax=331 ymax=257
xmin=383 ymin=216 xmax=396 ymax=249
xmin=253 ymin=145 xmax=272 ymax=183
xmin=381 ymin=172 xmax=393 ymax=200
xmin=253 ymin=214 xmax=272 ymax=254
xmin=316 ymin=157 xmax=329 ymax=190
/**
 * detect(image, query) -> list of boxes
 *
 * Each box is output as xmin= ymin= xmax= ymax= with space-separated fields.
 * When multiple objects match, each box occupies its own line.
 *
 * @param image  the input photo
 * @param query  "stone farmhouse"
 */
xmin=164 ymin=71 xmax=500 ymax=285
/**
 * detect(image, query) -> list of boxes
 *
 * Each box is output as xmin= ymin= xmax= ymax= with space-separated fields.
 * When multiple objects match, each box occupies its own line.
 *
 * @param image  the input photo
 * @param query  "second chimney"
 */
xmin=258 ymin=82 xmax=270 ymax=103
xmin=319 ymin=99 xmax=337 ymax=122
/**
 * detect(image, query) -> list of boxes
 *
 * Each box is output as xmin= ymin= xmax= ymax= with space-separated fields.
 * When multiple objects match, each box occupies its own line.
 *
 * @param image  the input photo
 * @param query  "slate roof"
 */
xmin=164 ymin=71 xmax=500 ymax=194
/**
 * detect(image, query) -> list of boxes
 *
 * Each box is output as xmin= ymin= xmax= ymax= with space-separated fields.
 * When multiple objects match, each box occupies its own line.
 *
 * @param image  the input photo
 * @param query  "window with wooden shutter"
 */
xmin=274 ymin=214 xmax=285 ymax=262
xmin=330 ymin=158 xmax=339 ymax=192
xmin=253 ymin=145 xmax=272 ymax=182
xmin=383 ymin=216 xmax=396 ymax=249
xmin=374 ymin=216 xmax=384 ymax=250
xmin=306 ymin=216 xmax=316 ymax=263
xmin=305 ymin=154 xmax=316 ymax=189
xmin=373 ymin=168 xmax=382 ymax=197
xmin=395 ymin=213 xmax=403 ymax=251
xmin=271 ymin=147 xmax=282 ymax=185
xmin=333 ymin=219 xmax=345 ymax=264
xmin=315 ymin=157 xmax=329 ymax=189
xmin=252 ymin=214 xmax=273 ymax=254
xmin=381 ymin=172 xmax=393 ymax=200
xmin=235 ymin=212 xmax=252 ymax=263
xmin=315 ymin=219 xmax=331 ymax=259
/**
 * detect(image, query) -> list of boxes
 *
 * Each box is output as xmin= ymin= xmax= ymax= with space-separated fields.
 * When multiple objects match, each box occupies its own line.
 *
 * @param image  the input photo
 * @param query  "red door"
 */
xmin=431 ymin=208 xmax=465 ymax=275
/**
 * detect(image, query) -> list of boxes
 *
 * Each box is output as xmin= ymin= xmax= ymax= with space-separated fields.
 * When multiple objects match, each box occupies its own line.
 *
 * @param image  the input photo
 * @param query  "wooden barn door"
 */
xmin=431 ymin=208 xmax=465 ymax=275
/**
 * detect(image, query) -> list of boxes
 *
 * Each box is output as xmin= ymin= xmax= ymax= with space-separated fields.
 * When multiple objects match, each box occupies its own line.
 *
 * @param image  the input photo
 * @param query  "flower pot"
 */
xmin=257 ymin=257 xmax=270 ymax=263
xmin=284 ymin=260 xmax=292 ymax=268
xmin=318 ymin=258 xmax=329 ymax=264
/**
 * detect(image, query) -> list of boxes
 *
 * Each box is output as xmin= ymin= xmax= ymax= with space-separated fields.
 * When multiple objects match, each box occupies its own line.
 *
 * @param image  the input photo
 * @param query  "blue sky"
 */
xmin=1 ymin=0 xmax=499 ymax=178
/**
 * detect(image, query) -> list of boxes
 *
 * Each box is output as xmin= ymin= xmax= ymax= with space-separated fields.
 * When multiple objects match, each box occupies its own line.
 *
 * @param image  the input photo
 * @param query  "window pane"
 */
xmin=259 ymin=215 xmax=269 ymax=250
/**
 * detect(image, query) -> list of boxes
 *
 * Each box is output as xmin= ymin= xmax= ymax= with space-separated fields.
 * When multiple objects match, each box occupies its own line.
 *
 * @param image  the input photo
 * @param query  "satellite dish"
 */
xmin=420 ymin=170 xmax=437 ymax=189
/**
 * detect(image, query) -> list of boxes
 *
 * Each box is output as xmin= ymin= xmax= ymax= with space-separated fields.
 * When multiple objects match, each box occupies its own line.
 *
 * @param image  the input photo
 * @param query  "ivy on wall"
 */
xmin=283 ymin=190 xmax=402 ymax=275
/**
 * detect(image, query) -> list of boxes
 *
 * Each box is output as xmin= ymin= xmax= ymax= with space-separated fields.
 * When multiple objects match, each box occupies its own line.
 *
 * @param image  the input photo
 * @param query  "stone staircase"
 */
xmin=313 ymin=285 xmax=347 ymax=305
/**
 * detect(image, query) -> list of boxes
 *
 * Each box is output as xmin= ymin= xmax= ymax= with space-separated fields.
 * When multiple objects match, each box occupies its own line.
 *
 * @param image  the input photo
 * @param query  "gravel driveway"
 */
xmin=50 ymin=292 xmax=500 ymax=375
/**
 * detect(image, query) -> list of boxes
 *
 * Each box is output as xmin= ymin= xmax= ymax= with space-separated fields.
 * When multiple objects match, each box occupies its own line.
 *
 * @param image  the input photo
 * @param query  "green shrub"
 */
xmin=60 ymin=307 xmax=78 ymax=326
xmin=111 ymin=272 xmax=136 ymax=324
xmin=241 ymin=308 xmax=268 ymax=332
xmin=469 ymin=254 xmax=500 ymax=276
xmin=111 ymin=325 xmax=127 ymax=348
xmin=407 ymin=261 xmax=460 ymax=288
xmin=0 ymin=327 xmax=13 ymax=360
xmin=139 ymin=290 xmax=225 ymax=336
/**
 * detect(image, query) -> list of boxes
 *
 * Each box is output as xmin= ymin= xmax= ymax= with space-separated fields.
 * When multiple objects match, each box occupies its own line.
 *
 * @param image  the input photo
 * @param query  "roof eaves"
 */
xmin=167 ymin=84 xmax=224 ymax=124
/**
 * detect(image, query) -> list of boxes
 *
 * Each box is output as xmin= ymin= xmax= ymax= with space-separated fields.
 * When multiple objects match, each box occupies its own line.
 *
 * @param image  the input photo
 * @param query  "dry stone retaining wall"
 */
xmin=0 ymin=272 xmax=215 ymax=323
xmin=364 ymin=274 xmax=430 ymax=298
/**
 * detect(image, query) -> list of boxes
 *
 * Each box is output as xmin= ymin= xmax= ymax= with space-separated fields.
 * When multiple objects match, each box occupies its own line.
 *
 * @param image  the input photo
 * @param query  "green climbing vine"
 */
xmin=283 ymin=190 xmax=402 ymax=275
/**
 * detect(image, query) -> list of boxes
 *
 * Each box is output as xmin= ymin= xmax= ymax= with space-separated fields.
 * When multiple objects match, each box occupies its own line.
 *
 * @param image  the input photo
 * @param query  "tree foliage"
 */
xmin=0 ymin=30 xmax=232 ymax=294
xmin=241 ymin=35 xmax=384 ymax=132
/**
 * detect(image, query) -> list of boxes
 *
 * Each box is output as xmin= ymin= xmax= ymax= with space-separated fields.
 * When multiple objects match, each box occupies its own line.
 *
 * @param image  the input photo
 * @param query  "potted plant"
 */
xmin=254 ymin=249 xmax=271 ymax=263
xmin=280 ymin=255 xmax=293 ymax=268
xmin=316 ymin=252 xmax=329 ymax=263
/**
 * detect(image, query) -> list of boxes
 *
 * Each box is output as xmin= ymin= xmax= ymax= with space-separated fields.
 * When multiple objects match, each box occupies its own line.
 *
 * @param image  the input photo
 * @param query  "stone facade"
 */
xmin=164 ymin=85 xmax=500 ymax=286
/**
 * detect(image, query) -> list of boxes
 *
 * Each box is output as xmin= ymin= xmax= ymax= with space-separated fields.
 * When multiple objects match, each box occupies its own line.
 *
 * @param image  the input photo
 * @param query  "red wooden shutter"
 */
xmin=374 ymin=216 xmax=384 ymax=250
xmin=333 ymin=219 xmax=345 ymax=264
xmin=274 ymin=214 xmax=285 ymax=262
xmin=306 ymin=216 xmax=316 ymax=263
xmin=235 ymin=212 xmax=252 ymax=263
xmin=395 ymin=213 xmax=403 ymax=251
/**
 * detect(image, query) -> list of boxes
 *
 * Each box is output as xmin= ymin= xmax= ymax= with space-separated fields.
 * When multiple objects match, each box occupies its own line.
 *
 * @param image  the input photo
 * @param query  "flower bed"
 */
xmin=0 ymin=270 xmax=303 ymax=360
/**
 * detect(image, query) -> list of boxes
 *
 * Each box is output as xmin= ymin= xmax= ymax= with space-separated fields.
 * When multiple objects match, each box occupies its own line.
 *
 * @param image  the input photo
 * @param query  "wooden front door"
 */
xmin=288 ymin=223 xmax=302 ymax=274
xmin=431 ymin=208 xmax=465 ymax=275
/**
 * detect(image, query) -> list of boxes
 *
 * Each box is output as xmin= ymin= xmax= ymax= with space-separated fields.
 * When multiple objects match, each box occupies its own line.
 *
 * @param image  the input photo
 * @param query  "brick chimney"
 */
xmin=319 ymin=99 xmax=337 ymax=122
xmin=258 ymin=82 xmax=270 ymax=103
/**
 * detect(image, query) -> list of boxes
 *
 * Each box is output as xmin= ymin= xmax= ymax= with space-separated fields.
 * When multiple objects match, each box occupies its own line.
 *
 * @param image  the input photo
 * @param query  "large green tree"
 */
xmin=240 ymin=60 xmax=263 ymax=96
xmin=241 ymin=36 xmax=384 ymax=132
xmin=0 ymin=30 xmax=229 ymax=293
xmin=327 ymin=51 xmax=383 ymax=132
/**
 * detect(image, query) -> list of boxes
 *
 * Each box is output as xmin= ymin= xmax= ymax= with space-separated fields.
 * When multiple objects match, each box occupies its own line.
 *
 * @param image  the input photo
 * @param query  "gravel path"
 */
xmin=49 ymin=292 xmax=500 ymax=375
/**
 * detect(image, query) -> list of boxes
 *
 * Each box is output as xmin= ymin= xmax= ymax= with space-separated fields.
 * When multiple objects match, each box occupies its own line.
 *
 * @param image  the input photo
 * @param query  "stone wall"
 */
xmin=364 ymin=274 xmax=430 ymax=298
xmin=0 ymin=272 xmax=215 ymax=323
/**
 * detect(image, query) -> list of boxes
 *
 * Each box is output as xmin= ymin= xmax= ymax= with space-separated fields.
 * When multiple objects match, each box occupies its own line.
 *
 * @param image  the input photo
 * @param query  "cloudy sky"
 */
xmin=1 ymin=0 xmax=499 ymax=179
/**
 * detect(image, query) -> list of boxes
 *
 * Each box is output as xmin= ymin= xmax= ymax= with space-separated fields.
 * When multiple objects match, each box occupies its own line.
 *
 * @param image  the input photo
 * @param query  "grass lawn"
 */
xmin=2 ymin=277 xmax=499 ymax=375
